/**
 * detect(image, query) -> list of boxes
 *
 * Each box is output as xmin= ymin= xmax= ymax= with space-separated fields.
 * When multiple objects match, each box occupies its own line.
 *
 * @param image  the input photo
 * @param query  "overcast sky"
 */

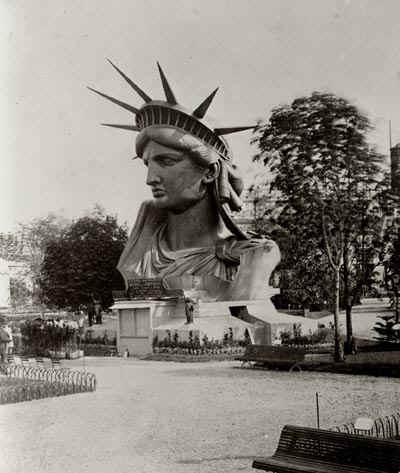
xmin=1 ymin=0 xmax=400 ymax=233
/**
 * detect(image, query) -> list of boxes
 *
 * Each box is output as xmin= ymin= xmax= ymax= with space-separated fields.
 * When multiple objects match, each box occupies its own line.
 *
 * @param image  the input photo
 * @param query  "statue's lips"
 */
xmin=151 ymin=189 xmax=166 ymax=197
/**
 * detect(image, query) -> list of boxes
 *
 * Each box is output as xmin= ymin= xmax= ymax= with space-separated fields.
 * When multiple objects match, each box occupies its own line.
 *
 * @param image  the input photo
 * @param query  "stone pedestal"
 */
xmin=113 ymin=291 xmax=290 ymax=355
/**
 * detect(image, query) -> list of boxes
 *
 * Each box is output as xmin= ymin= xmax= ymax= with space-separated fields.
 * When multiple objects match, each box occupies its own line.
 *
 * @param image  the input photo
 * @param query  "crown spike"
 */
xmin=157 ymin=62 xmax=177 ymax=104
xmin=101 ymin=123 xmax=140 ymax=131
xmin=106 ymin=59 xmax=152 ymax=103
xmin=192 ymin=88 xmax=219 ymax=119
xmin=87 ymin=87 xmax=139 ymax=114
xmin=214 ymin=126 xmax=256 ymax=136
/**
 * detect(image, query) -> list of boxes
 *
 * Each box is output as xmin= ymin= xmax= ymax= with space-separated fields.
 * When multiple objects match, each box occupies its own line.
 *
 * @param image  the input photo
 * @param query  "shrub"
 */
xmin=20 ymin=320 xmax=79 ymax=356
xmin=280 ymin=322 xmax=337 ymax=347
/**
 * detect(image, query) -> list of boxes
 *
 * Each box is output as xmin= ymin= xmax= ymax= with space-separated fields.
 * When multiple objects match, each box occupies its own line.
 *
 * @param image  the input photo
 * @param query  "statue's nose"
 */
xmin=146 ymin=162 xmax=161 ymax=186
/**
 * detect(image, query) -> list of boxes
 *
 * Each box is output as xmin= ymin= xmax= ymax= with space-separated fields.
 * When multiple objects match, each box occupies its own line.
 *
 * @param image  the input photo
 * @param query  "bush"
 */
xmin=84 ymin=330 xmax=116 ymax=345
xmin=20 ymin=320 xmax=79 ymax=356
xmin=280 ymin=323 xmax=337 ymax=347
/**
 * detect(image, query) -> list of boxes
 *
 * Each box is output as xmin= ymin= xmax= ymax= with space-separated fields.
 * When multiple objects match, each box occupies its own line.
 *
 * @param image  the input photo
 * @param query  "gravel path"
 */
xmin=1 ymin=358 xmax=399 ymax=473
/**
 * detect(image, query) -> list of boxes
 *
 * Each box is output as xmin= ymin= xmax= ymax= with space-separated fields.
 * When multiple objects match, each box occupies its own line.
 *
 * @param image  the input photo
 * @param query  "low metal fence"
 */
xmin=331 ymin=412 xmax=400 ymax=439
xmin=0 ymin=364 xmax=96 ymax=404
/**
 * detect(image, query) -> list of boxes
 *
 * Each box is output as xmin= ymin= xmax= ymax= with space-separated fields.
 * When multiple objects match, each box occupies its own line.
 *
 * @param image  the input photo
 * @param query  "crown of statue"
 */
xmin=88 ymin=60 xmax=255 ymax=161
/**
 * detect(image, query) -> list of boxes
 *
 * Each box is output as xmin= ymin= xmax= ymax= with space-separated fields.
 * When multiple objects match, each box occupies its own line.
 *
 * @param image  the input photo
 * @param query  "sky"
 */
xmin=1 ymin=0 xmax=400 ymax=233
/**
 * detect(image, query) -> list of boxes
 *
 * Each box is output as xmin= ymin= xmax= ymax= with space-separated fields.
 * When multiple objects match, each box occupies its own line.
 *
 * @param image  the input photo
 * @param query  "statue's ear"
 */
xmin=202 ymin=163 xmax=219 ymax=184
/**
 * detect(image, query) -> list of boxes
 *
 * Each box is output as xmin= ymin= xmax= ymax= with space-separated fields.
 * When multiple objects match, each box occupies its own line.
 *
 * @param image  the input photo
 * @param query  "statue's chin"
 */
xmin=151 ymin=196 xmax=177 ymax=211
xmin=152 ymin=197 xmax=168 ymax=208
xmin=152 ymin=196 xmax=200 ymax=214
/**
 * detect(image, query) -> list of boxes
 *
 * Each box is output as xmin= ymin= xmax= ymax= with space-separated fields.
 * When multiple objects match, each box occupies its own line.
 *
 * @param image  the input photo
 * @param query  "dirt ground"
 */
xmin=1 ymin=358 xmax=399 ymax=473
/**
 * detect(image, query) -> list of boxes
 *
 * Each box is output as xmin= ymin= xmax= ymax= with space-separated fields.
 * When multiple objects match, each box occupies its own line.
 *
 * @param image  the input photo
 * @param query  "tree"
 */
xmin=9 ymin=276 xmax=32 ymax=309
xmin=39 ymin=206 xmax=127 ymax=311
xmin=253 ymin=92 xmax=386 ymax=360
xmin=16 ymin=214 xmax=69 ymax=304
xmin=266 ymin=207 xmax=336 ymax=312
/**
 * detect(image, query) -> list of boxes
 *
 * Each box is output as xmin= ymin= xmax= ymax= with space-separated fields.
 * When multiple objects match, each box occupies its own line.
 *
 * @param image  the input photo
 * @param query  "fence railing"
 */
xmin=331 ymin=412 xmax=400 ymax=439
xmin=0 ymin=364 xmax=96 ymax=404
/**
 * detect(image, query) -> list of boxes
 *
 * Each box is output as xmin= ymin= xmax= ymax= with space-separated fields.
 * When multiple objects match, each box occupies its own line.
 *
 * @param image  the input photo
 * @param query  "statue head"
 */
xmin=88 ymin=60 xmax=256 ymax=239
xmin=139 ymin=128 xmax=219 ymax=213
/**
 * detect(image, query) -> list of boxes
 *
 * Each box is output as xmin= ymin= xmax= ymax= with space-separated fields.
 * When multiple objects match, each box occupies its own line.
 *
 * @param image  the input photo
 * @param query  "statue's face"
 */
xmin=143 ymin=140 xmax=210 ymax=213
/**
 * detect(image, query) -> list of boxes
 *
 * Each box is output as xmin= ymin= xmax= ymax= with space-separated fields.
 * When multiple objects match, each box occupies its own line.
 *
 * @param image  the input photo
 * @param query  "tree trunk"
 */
xmin=345 ymin=301 xmax=354 ymax=351
xmin=321 ymin=212 xmax=344 ymax=362
xmin=334 ymin=267 xmax=344 ymax=362
xmin=342 ymin=241 xmax=354 ymax=352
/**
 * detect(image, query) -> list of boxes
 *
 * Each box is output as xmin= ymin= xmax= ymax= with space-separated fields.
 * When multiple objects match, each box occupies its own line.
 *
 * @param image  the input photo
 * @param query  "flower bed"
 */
xmin=80 ymin=343 xmax=117 ymax=356
xmin=153 ymin=345 xmax=246 ymax=356
xmin=146 ymin=343 xmax=246 ymax=362
xmin=152 ymin=328 xmax=250 ymax=357
xmin=143 ymin=351 xmax=244 ymax=362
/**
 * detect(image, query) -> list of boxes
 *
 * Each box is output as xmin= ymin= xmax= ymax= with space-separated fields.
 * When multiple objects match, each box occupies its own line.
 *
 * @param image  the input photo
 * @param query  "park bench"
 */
xmin=252 ymin=424 xmax=400 ymax=473
xmin=237 ymin=345 xmax=307 ymax=371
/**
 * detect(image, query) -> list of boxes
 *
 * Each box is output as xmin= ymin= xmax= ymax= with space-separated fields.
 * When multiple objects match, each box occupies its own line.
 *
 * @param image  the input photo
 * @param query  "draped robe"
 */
xmin=117 ymin=201 xmax=278 ymax=289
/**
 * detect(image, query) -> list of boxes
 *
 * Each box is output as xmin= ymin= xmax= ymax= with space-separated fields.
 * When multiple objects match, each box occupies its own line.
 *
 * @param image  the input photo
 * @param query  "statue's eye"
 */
xmin=156 ymin=155 xmax=179 ymax=166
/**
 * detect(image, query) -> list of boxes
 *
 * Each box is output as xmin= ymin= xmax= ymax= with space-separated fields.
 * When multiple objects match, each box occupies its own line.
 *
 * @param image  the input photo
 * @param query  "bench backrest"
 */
xmin=277 ymin=425 xmax=400 ymax=472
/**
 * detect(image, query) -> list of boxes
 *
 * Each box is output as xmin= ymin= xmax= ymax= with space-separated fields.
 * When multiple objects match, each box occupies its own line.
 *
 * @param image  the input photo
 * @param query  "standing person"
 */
xmin=94 ymin=300 xmax=102 ymax=325
xmin=184 ymin=298 xmax=195 ymax=324
xmin=87 ymin=302 xmax=95 ymax=327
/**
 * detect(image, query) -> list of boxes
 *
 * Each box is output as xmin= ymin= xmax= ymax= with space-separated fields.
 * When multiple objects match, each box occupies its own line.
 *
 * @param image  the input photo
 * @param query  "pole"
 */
xmin=389 ymin=119 xmax=392 ymax=150
xmin=316 ymin=392 xmax=320 ymax=429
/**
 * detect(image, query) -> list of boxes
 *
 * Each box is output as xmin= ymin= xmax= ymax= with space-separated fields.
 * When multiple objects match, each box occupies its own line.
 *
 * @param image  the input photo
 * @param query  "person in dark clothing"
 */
xmin=185 ymin=298 xmax=195 ymax=324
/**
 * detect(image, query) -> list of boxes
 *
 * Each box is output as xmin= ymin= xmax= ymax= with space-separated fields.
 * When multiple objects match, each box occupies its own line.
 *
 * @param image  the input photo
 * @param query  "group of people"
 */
xmin=87 ymin=301 xmax=102 ymax=327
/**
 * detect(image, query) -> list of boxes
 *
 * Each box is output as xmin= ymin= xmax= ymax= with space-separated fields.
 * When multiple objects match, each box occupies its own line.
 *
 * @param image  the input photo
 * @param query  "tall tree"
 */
xmin=40 ymin=206 xmax=127 ymax=311
xmin=253 ymin=92 xmax=386 ymax=360
xmin=16 ymin=214 xmax=69 ymax=304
